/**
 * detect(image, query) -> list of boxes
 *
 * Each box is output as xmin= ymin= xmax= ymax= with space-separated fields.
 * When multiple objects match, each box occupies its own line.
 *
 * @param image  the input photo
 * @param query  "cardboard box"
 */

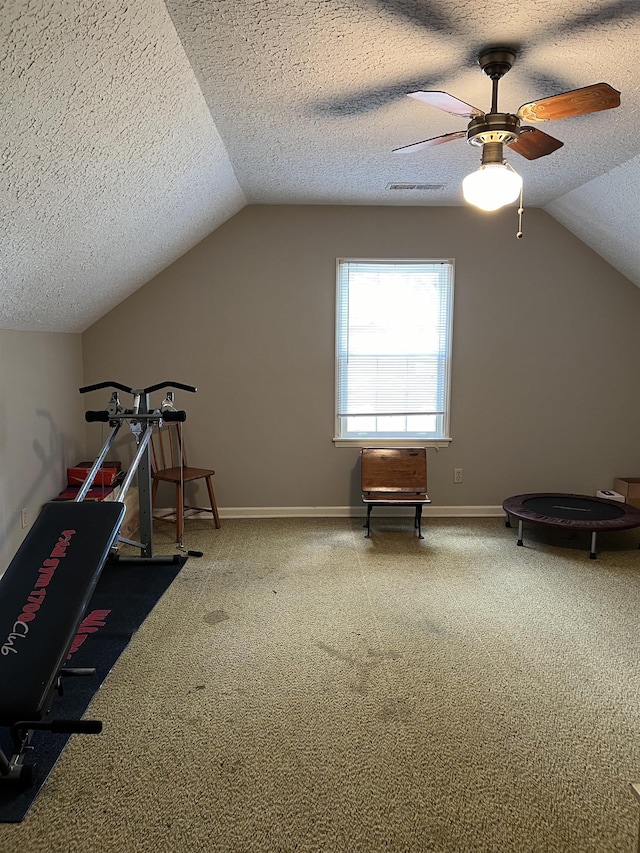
xmin=613 ymin=478 xmax=640 ymax=508
xmin=67 ymin=461 xmax=121 ymax=487
xmin=54 ymin=485 xmax=139 ymax=539
xmin=73 ymin=459 xmax=121 ymax=471
xmin=55 ymin=485 xmax=117 ymax=501
xmin=114 ymin=486 xmax=140 ymax=540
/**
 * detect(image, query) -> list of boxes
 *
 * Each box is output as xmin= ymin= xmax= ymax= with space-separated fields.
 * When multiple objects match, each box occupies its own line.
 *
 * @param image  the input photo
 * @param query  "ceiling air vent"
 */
xmin=387 ymin=182 xmax=445 ymax=191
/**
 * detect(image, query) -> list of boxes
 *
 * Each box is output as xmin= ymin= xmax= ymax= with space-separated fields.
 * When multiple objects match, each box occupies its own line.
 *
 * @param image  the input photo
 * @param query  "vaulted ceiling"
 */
xmin=3 ymin=0 xmax=639 ymax=332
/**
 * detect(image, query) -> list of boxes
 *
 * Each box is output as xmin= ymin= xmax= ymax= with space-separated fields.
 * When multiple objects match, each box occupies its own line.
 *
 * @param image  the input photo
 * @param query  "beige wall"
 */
xmin=0 ymin=329 xmax=86 ymax=572
xmin=81 ymin=205 xmax=640 ymax=513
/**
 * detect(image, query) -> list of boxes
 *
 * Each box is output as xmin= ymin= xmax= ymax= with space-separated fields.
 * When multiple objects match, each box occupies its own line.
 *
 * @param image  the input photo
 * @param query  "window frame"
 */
xmin=333 ymin=258 xmax=454 ymax=448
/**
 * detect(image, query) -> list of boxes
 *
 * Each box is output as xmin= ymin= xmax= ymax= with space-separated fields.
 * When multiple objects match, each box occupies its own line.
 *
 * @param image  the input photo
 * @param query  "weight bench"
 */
xmin=0 ymin=500 xmax=125 ymax=784
xmin=361 ymin=447 xmax=431 ymax=538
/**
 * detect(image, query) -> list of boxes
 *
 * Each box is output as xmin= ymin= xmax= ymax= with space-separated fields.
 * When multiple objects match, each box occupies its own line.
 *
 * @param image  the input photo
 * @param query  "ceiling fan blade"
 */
xmin=393 ymin=130 xmax=467 ymax=154
xmin=517 ymin=82 xmax=621 ymax=123
xmin=407 ymin=91 xmax=483 ymax=119
xmin=508 ymin=127 xmax=564 ymax=160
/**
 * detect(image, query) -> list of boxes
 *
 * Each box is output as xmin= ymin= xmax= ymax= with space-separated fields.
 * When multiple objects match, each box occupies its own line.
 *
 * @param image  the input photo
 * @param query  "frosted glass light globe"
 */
xmin=462 ymin=163 xmax=523 ymax=211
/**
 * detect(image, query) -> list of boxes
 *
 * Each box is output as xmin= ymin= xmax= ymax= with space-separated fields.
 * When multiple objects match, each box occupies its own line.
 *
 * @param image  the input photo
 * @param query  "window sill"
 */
xmin=333 ymin=437 xmax=451 ymax=448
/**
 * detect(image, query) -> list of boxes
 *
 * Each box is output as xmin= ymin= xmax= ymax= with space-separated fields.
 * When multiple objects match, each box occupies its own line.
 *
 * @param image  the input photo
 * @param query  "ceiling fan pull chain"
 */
xmin=516 ymin=183 xmax=524 ymax=239
xmin=503 ymin=160 xmax=525 ymax=238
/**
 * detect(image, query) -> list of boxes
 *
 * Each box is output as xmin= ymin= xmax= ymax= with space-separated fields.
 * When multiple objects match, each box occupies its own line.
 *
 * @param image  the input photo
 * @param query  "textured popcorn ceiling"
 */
xmin=2 ymin=1 xmax=639 ymax=332
xmin=546 ymin=154 xmax=640 ymax=285
xmin=1 ymin=0 xmax=246 ymax=332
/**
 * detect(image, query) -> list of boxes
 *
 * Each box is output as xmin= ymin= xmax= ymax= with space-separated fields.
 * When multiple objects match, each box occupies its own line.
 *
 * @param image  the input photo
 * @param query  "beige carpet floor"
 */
xmin=2 ymin=515 xmax=640 ymax=852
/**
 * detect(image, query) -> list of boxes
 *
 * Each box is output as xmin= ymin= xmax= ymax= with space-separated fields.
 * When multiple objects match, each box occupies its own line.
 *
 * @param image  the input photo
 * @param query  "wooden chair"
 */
xmin=361 ymin=448 xmax=431 ymax=539
xmin=150 ymin=422 xmax=221 ymax=543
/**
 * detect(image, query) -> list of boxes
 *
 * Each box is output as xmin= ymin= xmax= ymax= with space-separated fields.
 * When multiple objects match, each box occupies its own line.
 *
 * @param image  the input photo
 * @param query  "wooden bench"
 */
xmin=361 ymin=448 xmax=431 ymax=538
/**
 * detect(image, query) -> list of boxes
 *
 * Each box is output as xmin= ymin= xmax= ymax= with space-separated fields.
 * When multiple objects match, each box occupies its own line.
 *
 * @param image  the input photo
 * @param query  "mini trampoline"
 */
xmin=502 ymin=493 xmax=640 ymax=559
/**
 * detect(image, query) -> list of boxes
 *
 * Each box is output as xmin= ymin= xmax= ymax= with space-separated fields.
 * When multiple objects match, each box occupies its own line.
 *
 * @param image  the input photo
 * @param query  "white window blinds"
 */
xmin=335 ymin=259 xmax=454 ymax=441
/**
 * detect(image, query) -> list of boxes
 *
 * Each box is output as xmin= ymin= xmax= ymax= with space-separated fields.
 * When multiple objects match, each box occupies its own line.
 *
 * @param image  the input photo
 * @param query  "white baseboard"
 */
xmin=169 ymin=505 xmax=504 ymax=519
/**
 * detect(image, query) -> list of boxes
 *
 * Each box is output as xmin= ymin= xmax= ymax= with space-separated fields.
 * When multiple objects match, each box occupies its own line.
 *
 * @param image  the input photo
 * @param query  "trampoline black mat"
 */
xmin=522 ymin=495 xmax=626 ymax=521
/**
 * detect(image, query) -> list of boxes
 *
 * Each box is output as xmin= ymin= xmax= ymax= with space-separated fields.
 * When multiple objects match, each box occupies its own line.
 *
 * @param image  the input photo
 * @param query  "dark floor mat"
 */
xmin=0 ymin=553 xmax=186 ymax=822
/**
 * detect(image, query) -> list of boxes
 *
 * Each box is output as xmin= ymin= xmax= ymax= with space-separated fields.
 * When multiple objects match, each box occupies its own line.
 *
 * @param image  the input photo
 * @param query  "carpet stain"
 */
xmin=314 ymin=641 xmax=402 ymax=694
xmin=204 ymin=609 xmax=230 ymax=625
xmin=376 ymin=702 xmax=402 ymax=722
xmin=367 ymin=647 xmax=402 ymax=660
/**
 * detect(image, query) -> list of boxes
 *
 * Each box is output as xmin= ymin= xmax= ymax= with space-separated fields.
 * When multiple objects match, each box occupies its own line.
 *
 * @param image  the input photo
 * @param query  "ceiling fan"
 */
xmin=394 ymin=46 xmax=621 ymax=211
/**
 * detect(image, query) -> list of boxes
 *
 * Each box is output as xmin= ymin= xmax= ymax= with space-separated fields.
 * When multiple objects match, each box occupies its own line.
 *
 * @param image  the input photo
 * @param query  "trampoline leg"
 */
xmin=590 ymin=531 xmax=597 ymax=560
xmin=517 ymin=519 xmax=523 ymax=547
xmin=505 ymin=512 xmax=511 ymax=528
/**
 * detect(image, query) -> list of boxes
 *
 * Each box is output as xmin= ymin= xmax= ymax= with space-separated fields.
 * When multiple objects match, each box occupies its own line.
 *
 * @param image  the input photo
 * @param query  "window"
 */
xmin=335 ymin=259 xmax=454 ymax=446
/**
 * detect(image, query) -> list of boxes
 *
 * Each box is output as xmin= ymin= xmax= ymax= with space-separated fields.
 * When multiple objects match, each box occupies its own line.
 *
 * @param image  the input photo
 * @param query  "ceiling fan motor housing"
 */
xmin=478 ymin=47 xmax=517 ymax=80
xmin=467 ymin=113 xmax=520 ymax=147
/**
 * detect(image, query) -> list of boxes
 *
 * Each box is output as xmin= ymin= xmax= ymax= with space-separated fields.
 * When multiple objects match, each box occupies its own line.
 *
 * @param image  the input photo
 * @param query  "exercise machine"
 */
xmin=79 ymin=380 xmax=196 ymax=559
xmin=0 ymin=380 xmax=195 ymax=784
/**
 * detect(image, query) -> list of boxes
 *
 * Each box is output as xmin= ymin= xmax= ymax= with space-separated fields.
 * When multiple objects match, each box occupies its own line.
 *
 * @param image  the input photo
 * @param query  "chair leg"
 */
xmin=151 ymin=478 xmax=159 ymax=509
xmin=205 ymin=476 xmax=221 ymax=529
xmin=176 ymin=483 xmax=184 ymax=544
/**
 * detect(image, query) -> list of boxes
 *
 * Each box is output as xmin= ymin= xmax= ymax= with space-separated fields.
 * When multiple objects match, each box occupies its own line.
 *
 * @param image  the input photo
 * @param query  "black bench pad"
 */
xmin=0 ymin=501 xmax=125 ymax=724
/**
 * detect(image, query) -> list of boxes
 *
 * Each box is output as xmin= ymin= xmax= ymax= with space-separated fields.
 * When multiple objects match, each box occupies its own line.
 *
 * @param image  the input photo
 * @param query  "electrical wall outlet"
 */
xmin=21 ymin=508 xmax=28 ymax=528
xmin=453 ymin=468 xmax=463 ymax=484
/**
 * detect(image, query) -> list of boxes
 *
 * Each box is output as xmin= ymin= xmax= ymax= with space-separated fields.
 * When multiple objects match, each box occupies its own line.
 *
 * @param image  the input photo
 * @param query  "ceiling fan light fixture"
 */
xmin=462 ymin=162 xmax=523 ymax=211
